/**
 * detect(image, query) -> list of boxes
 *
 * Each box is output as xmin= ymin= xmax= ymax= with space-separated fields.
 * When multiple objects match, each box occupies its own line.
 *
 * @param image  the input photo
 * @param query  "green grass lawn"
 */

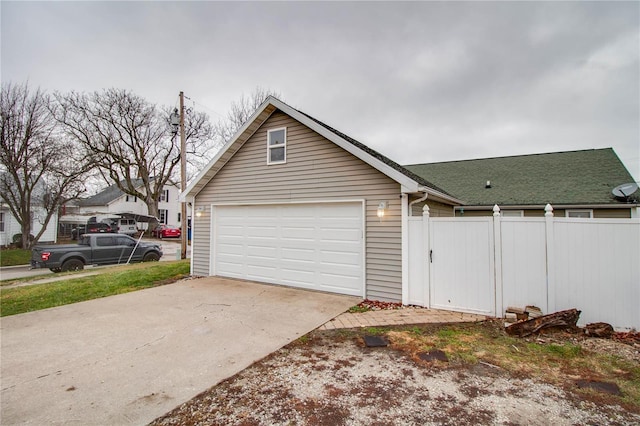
xmin=0 ymin=260 xmax=190 ymax=316
xmin=0 ymin=249 xmax=31 ymax=267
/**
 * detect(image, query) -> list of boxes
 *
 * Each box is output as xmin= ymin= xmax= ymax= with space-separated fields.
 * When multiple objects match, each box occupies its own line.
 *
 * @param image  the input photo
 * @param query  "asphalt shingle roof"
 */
xmin=404 ymin=148 xmax=637 ymax=206
xmin=79 ymin=179 xmax=145 ymax=206
xmin=296 ymin=110 xmax=455 ymax=198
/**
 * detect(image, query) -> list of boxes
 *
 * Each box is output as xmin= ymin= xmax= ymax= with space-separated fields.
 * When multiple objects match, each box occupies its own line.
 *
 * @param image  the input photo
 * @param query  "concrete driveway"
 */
xmin=1 ymin=277 xmax=360 ymax=425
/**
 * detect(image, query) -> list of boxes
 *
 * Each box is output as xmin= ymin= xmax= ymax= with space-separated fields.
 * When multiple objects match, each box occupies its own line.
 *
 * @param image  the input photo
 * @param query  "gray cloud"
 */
xmin=2 ymin=1 xmax=638 ymax=179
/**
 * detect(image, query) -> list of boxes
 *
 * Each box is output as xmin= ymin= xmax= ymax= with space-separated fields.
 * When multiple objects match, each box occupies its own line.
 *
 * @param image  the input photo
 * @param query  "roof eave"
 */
xmin=181 ymin=96 xmax=463 ymax=205
xmin=180 ymin=101 xmax=278 ymax=201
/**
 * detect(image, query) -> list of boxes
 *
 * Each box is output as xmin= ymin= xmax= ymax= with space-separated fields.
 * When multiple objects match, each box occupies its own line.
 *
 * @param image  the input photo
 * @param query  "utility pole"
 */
xmin=179 ymin=91 xmax=187 ymax=260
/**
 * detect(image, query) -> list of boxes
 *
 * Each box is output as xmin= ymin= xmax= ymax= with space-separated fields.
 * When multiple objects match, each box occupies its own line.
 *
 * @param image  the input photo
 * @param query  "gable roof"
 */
xmin=182 ymin=97 xmax=461 ymax=204
xmin=405 ymin=148 xmax=638 ymax=207
xmin=79 ymin=179 xmax=144 ymax=207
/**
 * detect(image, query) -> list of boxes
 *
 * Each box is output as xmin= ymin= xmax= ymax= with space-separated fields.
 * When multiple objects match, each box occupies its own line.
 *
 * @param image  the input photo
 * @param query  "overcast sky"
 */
xmin=2 ymin=1 xmax=639 ymax=180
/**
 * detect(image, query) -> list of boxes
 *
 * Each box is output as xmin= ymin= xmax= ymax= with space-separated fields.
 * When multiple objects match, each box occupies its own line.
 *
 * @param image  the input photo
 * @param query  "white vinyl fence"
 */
xmin=408 ymin=205 xmax=640 ymax=331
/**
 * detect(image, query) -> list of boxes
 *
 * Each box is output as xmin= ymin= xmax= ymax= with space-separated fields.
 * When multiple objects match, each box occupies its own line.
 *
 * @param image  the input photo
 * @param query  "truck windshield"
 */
xmin=79 ymin=236 xmax=91 ymax=246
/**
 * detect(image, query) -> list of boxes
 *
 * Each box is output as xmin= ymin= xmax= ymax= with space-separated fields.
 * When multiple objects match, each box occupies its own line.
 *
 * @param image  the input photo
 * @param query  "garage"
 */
xmin=212 ymin=202 xmax=364 ymax=296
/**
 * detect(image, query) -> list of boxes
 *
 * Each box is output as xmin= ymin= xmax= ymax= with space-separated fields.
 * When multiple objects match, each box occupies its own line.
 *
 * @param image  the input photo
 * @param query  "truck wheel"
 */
xmin=61 ymin=259 xmax=84 ymax=272
xmin=143 ymin=252 xmax=160 ymax=262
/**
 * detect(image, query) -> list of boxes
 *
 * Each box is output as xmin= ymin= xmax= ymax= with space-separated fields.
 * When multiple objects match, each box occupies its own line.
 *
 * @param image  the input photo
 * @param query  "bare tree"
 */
xmin=214 ymin=87 xmax=282 ymax=143
xmin=54 ymin=89 xmax=181 ymax=221
xmin=0 ymin=82 xmax=91 ymax=248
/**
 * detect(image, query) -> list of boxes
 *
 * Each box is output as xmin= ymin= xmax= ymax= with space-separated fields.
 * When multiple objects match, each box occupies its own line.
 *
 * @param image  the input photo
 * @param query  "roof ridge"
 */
xmin=404 ymin=147 xmax=614 ymax=167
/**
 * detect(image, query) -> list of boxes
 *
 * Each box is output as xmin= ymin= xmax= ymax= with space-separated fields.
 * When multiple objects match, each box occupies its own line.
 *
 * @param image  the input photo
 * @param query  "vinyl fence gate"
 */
xmin=407 ymin=205 xmax=640 ymax=331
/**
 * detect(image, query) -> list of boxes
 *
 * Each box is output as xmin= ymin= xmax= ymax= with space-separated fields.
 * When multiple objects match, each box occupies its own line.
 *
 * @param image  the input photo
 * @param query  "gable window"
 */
xmin=566 ymin=209 xmax=592 ymax=218
xmin=125 ymin=195 xmax=137 ymax=203
xmin=267 ymin=127 xmax=286 ymax=164
xmin=158 ymin=189 xmax=169 ymax=203
xmin=158 ymin=209 xmax=168 ymax=224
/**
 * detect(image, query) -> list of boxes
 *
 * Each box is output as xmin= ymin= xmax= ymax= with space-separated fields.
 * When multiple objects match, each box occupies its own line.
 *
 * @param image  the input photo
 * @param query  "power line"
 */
xmin=181 ymin=94 xmax=226 ymax=119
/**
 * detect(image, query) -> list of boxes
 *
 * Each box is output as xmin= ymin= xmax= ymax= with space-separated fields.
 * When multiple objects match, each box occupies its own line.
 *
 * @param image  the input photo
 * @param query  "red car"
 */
xmin=152 ymin=224 xmax=181 ymax=239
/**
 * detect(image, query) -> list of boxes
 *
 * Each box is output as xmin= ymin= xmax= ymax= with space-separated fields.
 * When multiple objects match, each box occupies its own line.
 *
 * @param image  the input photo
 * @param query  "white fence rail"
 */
xmin=408 ymin=205 xmax=640 ymax=331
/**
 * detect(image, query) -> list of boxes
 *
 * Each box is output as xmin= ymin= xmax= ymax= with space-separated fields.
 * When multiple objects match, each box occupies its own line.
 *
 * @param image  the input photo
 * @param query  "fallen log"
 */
xmin=506 ymin=308 xmax=581 ymax=337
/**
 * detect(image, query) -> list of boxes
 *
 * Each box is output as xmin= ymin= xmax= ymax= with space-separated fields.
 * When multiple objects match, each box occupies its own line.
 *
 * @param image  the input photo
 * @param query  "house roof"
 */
xmin=79 ymin=179 xmax=144 ymax=207
xmin=182 ymin=97 xmax=460 ymax=204
xmin=405 ymin=148 xmax=638 ymax=207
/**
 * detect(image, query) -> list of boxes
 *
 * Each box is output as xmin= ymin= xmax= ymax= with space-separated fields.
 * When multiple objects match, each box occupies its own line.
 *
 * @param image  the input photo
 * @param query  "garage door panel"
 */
xmin=320 ymin=228 xmax=360 ymax=242
xmin=281 ymin=268 xmax=316 ymax=284
xmin=218 ymin=225 xmax=244 ymax=237
xmin=246 ymin=264 xmax=277 ymax=280
xmin=281 ymin=247 xmax=315 ymax=262
xmin=246 ymin=226 xmax=277 ymax=239
xmin=281 ymin=226 xmax=315 ymax=240
xmin=216 ymin=261 xmax=245 ymax=276
xmin=318 ymin=275 xmax=361 ymax=295
xmin=220 ymin=241 xmax=244 ymax=255
xmin=320 ymin=250 xmax=360 ymax=266
xmin=213 ymin=202 xmax=363 ymax=296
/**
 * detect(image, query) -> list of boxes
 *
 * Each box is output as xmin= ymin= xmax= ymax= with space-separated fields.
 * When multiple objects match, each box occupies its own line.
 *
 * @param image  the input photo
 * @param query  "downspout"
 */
xmin=408 ymin=189 xmax=429 ymax=217
xmin=403 ymin=188 xmax=429 ymax=306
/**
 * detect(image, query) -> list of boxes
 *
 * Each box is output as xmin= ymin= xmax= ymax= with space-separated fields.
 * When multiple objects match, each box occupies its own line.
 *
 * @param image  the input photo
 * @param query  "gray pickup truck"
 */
xmin=31 ymin=234 xmax=163 ymax=272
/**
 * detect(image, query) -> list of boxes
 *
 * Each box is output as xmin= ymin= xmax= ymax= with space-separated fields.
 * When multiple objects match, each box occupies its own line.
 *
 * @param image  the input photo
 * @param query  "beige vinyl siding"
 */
xmin=410 ymin=199 xmax=455 ymax=217
xmin=192 ymin=110 xmax=404 ymax=301
xmin=593 ymin=209 xmax=631 ymax=218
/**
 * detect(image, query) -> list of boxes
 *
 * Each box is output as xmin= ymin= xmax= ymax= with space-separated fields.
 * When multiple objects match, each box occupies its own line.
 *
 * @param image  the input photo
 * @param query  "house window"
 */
xmin=125 ymin=195 xmax=137 ymax=203
xmin=502 ymin=210 xmax=524 ymax=217
xmin=159 ymin=189 xmax=169 ymax=203
xmin=566 ymin=209 xmax=592 ymax=218
xmin=0 ymin=212 xmax=4 ymax=232
xmin=177 ymin=212 xmax=181 ymax=223
xmin=267 ymin=127 xmax=286 ymax=164
xmin=159 ymin=209 xmax=168 ymax=224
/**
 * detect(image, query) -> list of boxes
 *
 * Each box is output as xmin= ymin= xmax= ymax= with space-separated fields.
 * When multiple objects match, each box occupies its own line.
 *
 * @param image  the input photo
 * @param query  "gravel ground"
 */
xmin=151 ymin=325 xmax=640 ymax=426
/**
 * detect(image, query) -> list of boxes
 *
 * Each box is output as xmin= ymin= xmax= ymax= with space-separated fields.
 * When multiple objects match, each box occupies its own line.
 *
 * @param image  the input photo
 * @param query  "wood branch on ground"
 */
xmin=585 ymin=322 xmax=614 ymax=338
xmin=506 ymin=308 xmax=581 ymax=337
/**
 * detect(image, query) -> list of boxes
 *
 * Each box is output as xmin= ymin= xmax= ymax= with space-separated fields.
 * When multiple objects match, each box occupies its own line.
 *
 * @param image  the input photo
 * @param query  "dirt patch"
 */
xmin=151 ymin=323 xmax=640 ymax=426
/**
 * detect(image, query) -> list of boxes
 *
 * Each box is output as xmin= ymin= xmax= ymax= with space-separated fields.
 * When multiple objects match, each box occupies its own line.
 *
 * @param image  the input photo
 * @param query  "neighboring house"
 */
xmin=405 ymin=148 xmax=639 ymax=218
xmin=75 ymin=179 xmax=183 ymax=228
xmin=0 ymin=178 xmax=58 ymax=246
xmin=0 ymin=206 xmax=57 ymax=246
xmin=182 ymin=97 xmax=462 ymax=302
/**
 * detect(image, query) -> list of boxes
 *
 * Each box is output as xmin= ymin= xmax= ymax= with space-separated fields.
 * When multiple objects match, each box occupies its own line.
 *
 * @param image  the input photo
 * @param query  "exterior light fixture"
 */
xmin=195 ymin=206 xmax=205 ymax=217
xmin=377 ymin=201 xmax=388 ymax=218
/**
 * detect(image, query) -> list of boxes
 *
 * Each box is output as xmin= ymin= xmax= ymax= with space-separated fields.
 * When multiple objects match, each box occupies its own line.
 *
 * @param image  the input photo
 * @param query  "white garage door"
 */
xmin=213 ymin=202 xmax=364 ymax=296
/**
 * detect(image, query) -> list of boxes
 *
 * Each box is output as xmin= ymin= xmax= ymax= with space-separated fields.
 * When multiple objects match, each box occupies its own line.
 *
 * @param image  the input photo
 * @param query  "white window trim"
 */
xmin=159 ymin=209 xmax=169 ymax=224
xmin=267 ymin=127 xmax=287 ymax=165
xmin=159 ymin=189 xmax=169 ymax=203
xmin=565 ymin=209 xmax=593 ymax=218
